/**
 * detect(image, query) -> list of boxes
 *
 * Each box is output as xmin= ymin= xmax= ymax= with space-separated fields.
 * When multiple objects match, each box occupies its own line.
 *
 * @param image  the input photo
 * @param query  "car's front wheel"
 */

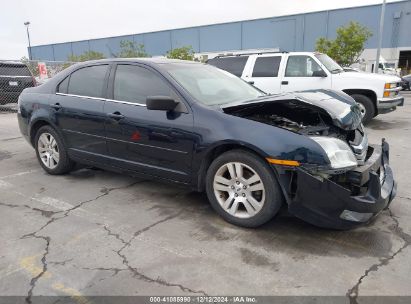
xmin=206 ymin=150 xmax=283 ymax=228
xmin=35 ymin=125 xmax=74 ymax=175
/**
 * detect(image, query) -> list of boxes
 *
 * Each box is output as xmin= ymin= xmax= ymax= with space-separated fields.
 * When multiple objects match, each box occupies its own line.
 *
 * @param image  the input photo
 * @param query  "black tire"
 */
xmin=34 ymin=125 xmax=74 ymax=175
xmin=205 ymin=149 xmax=284 ymax=228
xmin=350 ymin=94 xmax=375 ymax=124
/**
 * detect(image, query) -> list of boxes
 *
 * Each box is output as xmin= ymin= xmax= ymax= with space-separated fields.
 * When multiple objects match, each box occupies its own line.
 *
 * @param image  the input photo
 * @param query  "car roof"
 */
xmin=0 ymin=60 xmax=27 ymax=66
xmin=209 ymin=51 xmax=323 ymax=59
xmin=76 ymin=57 xmax=200 ymax=67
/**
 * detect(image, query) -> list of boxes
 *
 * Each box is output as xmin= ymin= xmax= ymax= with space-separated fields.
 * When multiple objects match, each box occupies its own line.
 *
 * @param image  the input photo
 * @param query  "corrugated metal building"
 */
xmin=30 ymin=0 xmax=411 ymax=70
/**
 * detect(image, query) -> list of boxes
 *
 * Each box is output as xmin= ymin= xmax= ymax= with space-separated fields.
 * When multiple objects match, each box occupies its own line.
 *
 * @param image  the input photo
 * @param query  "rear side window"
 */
xmin=67 ymin=65 xmax=108 ymax=98
xmin=252 ymin=56 xmax=281 ymax=77
xmin=57 ymin=76 xmax=69 ymax=93
xmin=0 ymin=64 xmax=32 ymax=76
xmin=113 ymin=65 xmax=172 ymax=104
xmin=207 ymin=56 xmax=248 ymax=77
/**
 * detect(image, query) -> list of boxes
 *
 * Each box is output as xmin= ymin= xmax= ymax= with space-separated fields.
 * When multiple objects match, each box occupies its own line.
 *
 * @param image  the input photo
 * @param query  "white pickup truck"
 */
xmin=207 ymin=52 xmax=404 ymax=123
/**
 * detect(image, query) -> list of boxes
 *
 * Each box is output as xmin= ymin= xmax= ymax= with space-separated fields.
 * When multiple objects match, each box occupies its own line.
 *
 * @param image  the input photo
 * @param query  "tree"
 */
xmin=68 ymin=51 xmax=106 ymax=62
xmin=315 ymin=21 xmax=372 ymax=67
xmin=117 ymin=40 xmax=149 ymax=58
xmin=21 ymin=56 xmax=39 ymax=76
xmin=166 ymin=46 xmax=195 ymax=61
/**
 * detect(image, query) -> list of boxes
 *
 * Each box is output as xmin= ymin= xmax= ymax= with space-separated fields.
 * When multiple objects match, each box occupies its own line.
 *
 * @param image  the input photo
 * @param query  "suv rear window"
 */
xmin=207 ymin=56 xmax=248 ymax=77
xmin=0 ymin=64 xmax=32 ymax=76
xmin=252 ymin=56 xmax=281 ymax=77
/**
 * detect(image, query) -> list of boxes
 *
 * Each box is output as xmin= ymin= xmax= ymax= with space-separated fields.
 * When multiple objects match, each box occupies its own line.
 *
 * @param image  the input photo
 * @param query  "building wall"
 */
xmin=30 ymin=0 xmax=411 ymax=61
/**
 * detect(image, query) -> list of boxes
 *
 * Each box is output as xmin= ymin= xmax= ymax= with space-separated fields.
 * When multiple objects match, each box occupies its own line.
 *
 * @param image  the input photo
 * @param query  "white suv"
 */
xmin=207 ymin=52 xmax=404 ymax=123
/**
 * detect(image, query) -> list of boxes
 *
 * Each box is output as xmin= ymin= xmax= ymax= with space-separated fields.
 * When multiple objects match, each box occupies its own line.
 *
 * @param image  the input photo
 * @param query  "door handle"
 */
xmin=107 ymin=112 xmax=125 ymax=120
xmin=281 ymin=81 xmax=289 ymax=85
xmin=247 ymin=80 xmax=255 ymax=85
xmin=51 ymin=103 xmax=62 ymax=110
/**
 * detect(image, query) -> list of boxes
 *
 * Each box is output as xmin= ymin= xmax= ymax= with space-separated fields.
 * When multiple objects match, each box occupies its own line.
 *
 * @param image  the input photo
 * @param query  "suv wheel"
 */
xmin=351 ymin=94 xmax=375 ymax=124
xmin=35 ymin=125 xmax=74 ymax=175
xmin=206 ymin=150 xmax=283 ymax=227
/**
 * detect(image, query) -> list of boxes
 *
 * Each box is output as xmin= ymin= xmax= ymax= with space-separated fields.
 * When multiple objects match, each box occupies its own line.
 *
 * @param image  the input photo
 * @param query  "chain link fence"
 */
xmin=0 ymin=59 xmax=75 ymax=113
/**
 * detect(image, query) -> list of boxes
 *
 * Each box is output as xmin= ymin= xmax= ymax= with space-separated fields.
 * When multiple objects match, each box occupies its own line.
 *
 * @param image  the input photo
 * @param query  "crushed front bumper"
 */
xmin=285 ymin=140 xmax=396 ymax=229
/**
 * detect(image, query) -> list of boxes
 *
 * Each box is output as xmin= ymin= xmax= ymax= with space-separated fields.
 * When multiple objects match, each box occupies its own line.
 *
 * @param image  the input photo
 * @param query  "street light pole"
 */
xmin=24 ymin=21 xmax=32 ymax=60
xmin=374 ymin=0 xmax=386 ymax=73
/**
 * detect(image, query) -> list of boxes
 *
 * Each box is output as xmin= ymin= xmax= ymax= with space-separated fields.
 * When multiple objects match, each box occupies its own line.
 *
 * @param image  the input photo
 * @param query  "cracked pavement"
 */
xmin=0 ymin=92 xmax=411 ymax=301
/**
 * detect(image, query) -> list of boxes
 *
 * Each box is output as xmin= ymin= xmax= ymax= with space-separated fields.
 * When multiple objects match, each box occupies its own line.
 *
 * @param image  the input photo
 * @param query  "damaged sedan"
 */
xmin=17 ymin=59 xmax=396 ymax=229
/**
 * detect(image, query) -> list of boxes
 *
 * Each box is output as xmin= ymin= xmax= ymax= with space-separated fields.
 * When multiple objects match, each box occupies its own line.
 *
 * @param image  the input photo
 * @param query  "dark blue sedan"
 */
xmin=17 ymin=58 xmax=396 ymax=229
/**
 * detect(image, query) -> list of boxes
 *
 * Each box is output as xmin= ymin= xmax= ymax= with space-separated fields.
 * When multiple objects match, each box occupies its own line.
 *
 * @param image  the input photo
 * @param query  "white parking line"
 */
xmin=0 ymin=169 xmax=40 ymax=180
xmin=0 ymin=180 xmax=13 ymax=188
xmin=34 ymin=196 xmax=75 ymax=211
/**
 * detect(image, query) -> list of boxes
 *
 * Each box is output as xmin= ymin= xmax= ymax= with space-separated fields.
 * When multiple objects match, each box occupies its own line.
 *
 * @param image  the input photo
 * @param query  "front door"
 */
xmin=104 ymin=64 xmax=194 ymax=183
xmin=280 ymin=55 xmax=331 ymax=93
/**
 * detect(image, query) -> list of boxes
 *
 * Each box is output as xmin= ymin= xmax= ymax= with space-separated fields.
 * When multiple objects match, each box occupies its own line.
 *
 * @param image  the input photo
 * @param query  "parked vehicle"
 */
xmin=367 ymin=57 xmax=401 ymax=76
xmin=207 ymin=52 xmax=404 ymax=124
xmin=17 ymin=59 xmax=396 ymax=229
xmin=0 ymin=61 xmax=36 ymax=105
xmin=401 ymin=75 xmax=411 ymax=91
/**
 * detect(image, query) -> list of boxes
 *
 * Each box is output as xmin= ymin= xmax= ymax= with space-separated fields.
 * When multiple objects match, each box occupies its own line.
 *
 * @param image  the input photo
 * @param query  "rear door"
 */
xmin=104 ymin=63 xmax=194 ymax=183
xmin=246 ymin=55 xmax=283 ymax=93
xmin=0 ymin=63 xmax=34 ymax=104
xmin=280 ymin=55 xmax=331 ymax=93
xmin=53 ymin=64 xmax=109 ymax=160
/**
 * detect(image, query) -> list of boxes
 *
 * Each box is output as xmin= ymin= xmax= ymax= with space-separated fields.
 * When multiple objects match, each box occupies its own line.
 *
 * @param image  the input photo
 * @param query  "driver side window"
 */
xmin=285 ymin=56 xmax=323 ymax=77
xmin=114 ymin=64 xmax=172 ymax=104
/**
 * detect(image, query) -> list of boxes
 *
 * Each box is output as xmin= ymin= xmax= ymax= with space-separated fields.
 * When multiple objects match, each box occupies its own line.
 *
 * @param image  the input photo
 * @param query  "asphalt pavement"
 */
xmin=0 ymin=92 xmax=410 ymax=302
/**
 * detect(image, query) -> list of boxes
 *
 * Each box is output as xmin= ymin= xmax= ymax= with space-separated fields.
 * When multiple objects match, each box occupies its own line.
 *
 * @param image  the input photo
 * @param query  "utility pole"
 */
xmin=24 ymin=21 xmax=32 ymax=60
xmin=374 ymin=0 xmax=386 ymax=73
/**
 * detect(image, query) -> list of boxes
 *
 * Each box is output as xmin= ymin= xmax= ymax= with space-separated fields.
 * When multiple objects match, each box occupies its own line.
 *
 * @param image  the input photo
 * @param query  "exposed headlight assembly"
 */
xmin=311 ymin=137 xmax=358 ymax=171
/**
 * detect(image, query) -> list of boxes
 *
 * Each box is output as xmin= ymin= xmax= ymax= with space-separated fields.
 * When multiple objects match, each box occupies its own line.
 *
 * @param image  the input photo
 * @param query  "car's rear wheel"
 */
xmin=351 ymin=94 xmax=375 ymax=124
xmin=35 ymin=125 xmax=74 ymax=175
xmin=206 ymin=150 xmax=283 ymax=227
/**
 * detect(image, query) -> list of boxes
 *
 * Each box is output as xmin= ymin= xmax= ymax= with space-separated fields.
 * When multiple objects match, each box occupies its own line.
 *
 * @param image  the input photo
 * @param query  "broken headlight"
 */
xmin=311 ymin=137 xmax=358 ymax=171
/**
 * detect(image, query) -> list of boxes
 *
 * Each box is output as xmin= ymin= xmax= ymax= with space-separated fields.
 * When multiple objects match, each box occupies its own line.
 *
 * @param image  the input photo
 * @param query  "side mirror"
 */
xmin=312 ymin=70 xmax=328 ymax=77
xmin=146 ymin=96 xmax=178 ymax=111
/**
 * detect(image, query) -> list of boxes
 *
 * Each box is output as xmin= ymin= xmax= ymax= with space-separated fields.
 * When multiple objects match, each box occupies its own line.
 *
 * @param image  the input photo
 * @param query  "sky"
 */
xmin=0 ymin=0 xmax=402 ymax=60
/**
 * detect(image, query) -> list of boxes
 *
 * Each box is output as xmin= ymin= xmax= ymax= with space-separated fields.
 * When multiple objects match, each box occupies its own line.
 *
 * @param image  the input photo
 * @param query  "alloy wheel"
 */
xmin=213 ymin=162 xmax=265 ymax=218
xmin=37 ymin=133 xmax=60 ymax=169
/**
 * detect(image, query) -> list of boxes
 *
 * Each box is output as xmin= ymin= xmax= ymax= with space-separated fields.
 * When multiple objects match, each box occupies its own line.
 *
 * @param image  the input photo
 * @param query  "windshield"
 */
xmin=163 ymin=63 xmax=264 ymax=106
xmin=315 ymin=54 xmax=344 ymax=73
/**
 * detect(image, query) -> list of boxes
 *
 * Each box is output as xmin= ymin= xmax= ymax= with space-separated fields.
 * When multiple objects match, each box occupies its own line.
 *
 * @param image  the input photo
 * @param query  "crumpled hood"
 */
xmin=221 ymin=89 xmax=363 ymax=131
